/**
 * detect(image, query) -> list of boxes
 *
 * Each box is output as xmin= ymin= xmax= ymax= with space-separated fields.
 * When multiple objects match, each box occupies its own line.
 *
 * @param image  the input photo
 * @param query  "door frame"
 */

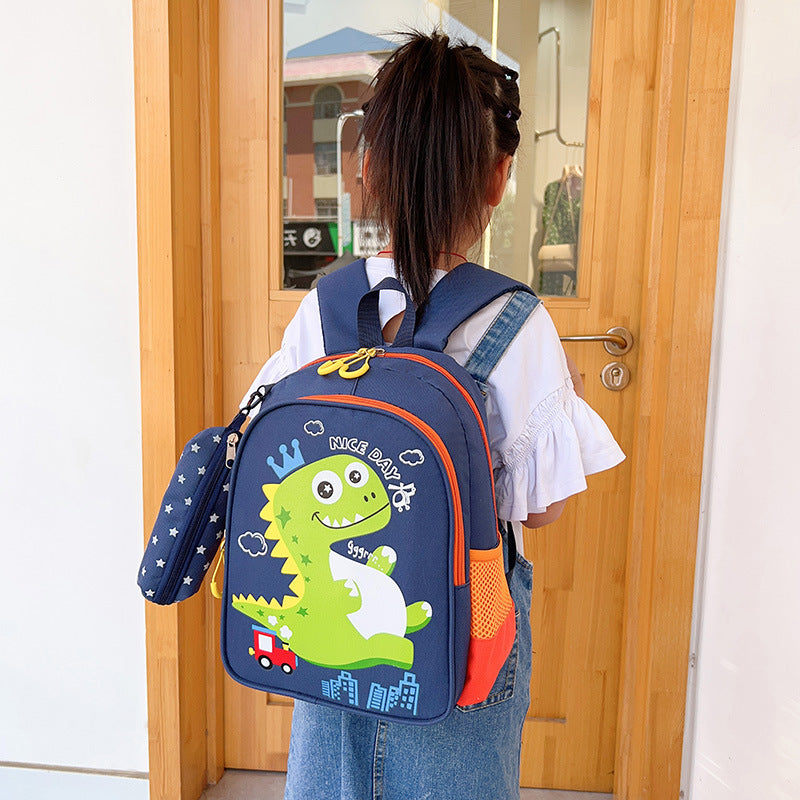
xmin=132 ymin=1 xmax=736 ymax=798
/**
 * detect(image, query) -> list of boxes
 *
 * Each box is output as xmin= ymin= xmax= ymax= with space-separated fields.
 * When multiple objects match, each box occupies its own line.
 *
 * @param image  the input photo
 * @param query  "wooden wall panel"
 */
xmin=218 ymin=0 xmax=272 ymax=404
xmin=218 ymin=0 xmax=294 ymax=770
xmin=198 ymin=0 xmax=225 ymax=785
xmin=133 ymin=0 xmax=208 ymax=798
xmin=615 ymin=1 xmax=736 ymax=798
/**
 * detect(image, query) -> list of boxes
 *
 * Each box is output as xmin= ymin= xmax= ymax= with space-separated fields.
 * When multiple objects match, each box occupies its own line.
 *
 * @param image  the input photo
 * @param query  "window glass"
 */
xmin=281 ymin=1 xmax=593 ymax=295
xmin=313 ymin=85 xmax=343 ymax=119
xmin=313 ymin=142 xmax=338 ymax=175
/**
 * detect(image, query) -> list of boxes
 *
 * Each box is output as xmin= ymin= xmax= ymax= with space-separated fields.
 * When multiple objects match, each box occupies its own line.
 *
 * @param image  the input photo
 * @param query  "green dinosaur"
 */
xmin=231 ymin=454 xmax=432 ymax=670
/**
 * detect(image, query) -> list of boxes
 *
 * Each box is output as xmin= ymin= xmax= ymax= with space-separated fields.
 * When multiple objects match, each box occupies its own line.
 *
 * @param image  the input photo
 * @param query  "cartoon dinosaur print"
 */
xmin=231 ymin=455 xmax=432 ymax=670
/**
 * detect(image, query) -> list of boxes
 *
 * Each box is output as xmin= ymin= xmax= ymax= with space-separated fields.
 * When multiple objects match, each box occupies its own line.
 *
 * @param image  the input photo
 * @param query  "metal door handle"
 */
xmin=559 ymin=326 xmax=633 ymax=356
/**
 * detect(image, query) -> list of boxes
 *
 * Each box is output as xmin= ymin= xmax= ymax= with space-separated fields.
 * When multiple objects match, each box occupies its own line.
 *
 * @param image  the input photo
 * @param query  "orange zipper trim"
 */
xmin=382 ymin=352 xmax=498 ymax=511
xmin=302 ymin=394 xmax=466 ymax=585
xmin=306 ymin=349 xmax=500 ymax=523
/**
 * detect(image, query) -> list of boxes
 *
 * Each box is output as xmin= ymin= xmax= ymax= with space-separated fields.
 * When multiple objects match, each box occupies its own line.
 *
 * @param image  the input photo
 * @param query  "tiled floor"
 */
xmin=200 ymin=769 xmax=612 ymax=800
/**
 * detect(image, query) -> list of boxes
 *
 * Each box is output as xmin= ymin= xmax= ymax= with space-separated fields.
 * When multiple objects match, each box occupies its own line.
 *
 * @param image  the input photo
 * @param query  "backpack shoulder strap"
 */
xmin=316 ymin=258 xmax=370 ymax=355
xmin=414 ymin=262 xmax=538 ymax=352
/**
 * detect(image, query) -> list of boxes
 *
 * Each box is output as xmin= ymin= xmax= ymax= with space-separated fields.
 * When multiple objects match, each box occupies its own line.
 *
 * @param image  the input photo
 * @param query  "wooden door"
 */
xmin=133 ymin=0 xmax=735 ymax=797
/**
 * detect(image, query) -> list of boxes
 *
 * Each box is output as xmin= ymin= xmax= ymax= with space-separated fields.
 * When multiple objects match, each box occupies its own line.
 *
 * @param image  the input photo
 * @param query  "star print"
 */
xmin=212 ymin=434 xmax=222 ymax=443
xmin=257 ymin=608 xmax=265 ymax=617
xmin=141 ymin=566 xmax=146 ymax=576
xmin=152 ymin=535 xmax=158 ymax=545
xmin=164 ymin=504 xmax=173 ymax=514
xmin=156 ymin=559 xmax=165 ymax=568
xmin=291 ymin=535 xmax=299 ymax=543
xmin=177 ymin=474 xmax=186 ymax=484
xmin=183 ymin=576 xmax=192 ymax=585
xmin=297 ymin=607 xmax=309 ymax=617
xmin=145 ymin=589 xmax=155 ymax=597
xmin=198 ymin=465 xmax=206 ymax=476
xmin=169 ymin=527 xmax=179 ymax=537
xmin=276 ymin=507 xmax=292 ymax=527
xmin=216 ymin=530 xmax=223 ymax=540
xmin=184 ymin=497 xmax=192 ymax=506
xmin=305 ymin=576 xmax=311 ymax=583
xmin=209 ymin=513 xmax=219 ymax=524
xmin=191 ymin=443 xmax=200 ymax=453
xmin=223 ymin=483 xmax=230 ymax=492
xmin=300 ymin=554 xmax=312 ymax=566
xmin=196 ymin=545 xmax=206 ymax=555
xmin=203 ymin=561 xmax=210 ymax=571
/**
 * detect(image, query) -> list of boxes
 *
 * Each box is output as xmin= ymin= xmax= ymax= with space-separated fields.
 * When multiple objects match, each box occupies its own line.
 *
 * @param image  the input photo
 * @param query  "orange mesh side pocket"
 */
xmin=468 ymin=543 xmax=514 ymax=639
xmin=457 ymin=541 xmax=516 ymax=706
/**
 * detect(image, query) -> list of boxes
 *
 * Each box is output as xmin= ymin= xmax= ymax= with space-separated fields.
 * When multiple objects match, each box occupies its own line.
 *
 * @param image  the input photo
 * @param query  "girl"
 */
xmin=246 ymin=30 xmax=624 ymax=800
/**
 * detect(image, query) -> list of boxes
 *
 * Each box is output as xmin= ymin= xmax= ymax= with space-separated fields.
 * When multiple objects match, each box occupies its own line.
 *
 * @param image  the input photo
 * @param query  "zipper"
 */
xmin=382 ymin=352 xmax=498 ymax=511
xmin=308 ymin=349 xmax=498 ymax=512
xmin=302 ymin=394 xmax=466 ymax=585
xmin=157 ymin=438 xmax=230 ymax=603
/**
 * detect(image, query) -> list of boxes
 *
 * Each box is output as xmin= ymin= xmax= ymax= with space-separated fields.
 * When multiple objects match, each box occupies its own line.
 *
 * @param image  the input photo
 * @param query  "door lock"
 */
xmin=601 ymin=361 xmax=631 ymax=391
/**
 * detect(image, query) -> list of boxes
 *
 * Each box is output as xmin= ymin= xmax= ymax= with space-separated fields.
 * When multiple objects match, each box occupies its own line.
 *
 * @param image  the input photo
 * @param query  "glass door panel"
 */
xmin=282 ymin=0 xmax=592 ymax=297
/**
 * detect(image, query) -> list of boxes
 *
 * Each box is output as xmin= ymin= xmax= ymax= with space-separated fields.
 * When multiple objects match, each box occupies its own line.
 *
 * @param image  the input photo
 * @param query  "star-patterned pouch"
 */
xmin=138 ymin=415 xmax=246 ymax=604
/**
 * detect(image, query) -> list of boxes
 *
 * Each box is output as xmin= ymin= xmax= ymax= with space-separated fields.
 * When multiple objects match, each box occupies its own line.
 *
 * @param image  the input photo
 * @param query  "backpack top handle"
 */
xmin=356 ymin=276 xmax=416 ymax=349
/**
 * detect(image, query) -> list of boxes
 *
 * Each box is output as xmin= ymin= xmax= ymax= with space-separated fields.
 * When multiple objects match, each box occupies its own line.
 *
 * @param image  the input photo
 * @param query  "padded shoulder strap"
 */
xmin=414 ymin=262 xmax=536 ymax=352
xmin=316 ymin=258 xmax=370 ymax=355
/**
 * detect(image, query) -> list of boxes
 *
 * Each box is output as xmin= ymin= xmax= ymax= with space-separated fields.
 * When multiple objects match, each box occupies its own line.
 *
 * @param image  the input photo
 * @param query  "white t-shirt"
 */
xmin=244 ymin=257 xmax=624 ymax=545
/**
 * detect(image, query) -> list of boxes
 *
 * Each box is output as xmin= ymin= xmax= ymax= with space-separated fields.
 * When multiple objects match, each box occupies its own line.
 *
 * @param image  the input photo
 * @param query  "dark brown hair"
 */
xmin=360 ymin=30 xmax=521 ymax=306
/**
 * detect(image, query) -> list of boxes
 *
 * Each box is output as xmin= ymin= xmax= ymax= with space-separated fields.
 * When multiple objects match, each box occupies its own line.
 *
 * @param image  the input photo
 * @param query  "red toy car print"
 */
xmin=249 ymin=625 xmax=298 ymax=674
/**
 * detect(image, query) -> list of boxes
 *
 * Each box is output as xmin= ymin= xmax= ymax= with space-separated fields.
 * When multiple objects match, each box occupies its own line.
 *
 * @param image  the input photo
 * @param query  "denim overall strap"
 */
xmin=414 ymin=262 xmax=535 ymax=352
xmin=317 ymin=258 xmax=371 ymax=355
xmin=463 ymin=289 xmax=541 ymax=384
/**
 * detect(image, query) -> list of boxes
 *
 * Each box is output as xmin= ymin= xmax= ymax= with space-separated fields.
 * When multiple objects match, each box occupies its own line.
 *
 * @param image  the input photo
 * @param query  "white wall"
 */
xmin=0 ymin=3 xmax=148 ymax=799
xmin=1 ymin=2 xmax=798 ymax=799
xmin=684 ymin=2 xmax=800 ymax=798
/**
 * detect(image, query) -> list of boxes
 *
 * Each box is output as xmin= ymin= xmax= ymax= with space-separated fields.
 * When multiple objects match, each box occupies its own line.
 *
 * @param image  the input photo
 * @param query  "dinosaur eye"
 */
xmin=344 ymin=462 xmax=369 ymax=488
xmin=312 ymin=470 xmax=342 ymax=504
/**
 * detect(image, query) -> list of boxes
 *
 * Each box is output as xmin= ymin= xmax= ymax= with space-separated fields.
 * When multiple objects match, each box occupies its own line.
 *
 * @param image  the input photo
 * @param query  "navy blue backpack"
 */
xmin=140 ymin=259 xmax=539 ymax=725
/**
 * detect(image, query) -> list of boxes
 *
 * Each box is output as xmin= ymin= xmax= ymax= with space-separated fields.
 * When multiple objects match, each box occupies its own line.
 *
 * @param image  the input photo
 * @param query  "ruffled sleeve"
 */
xmin=493 ymin=384 xmax=625 ymax=520
xmin=465 ymin=302 xmax=625 ymax=522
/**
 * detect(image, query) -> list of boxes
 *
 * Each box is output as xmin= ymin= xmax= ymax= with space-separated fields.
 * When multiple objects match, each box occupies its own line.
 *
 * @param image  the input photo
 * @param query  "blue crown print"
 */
xmin=267 ymin=439 xmax=305 ymax=479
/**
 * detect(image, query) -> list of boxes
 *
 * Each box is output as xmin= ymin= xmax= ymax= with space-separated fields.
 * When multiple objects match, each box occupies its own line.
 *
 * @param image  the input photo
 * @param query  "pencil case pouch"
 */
xmin=137 ymin=414 xmax=245 ymax=604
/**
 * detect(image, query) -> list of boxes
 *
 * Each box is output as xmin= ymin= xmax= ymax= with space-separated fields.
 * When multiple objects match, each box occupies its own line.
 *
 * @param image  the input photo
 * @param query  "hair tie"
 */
xmin=505 ymin=110 xmax=514 ymax=119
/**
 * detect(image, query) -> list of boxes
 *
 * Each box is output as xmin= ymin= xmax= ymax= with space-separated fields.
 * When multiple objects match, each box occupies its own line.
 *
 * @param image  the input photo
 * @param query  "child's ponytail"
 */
xmin=360 ymin=31 xmax=521 ymax=306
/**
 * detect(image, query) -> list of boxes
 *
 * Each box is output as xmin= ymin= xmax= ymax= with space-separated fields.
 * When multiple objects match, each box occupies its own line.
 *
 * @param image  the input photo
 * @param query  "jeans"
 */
xmin=284 ymin=553 xmax=534 ymax=800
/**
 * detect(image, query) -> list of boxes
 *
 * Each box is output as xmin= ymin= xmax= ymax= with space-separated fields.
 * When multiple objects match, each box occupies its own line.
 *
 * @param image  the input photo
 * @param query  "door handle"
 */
xmin=559 ymin=326 xmax=633 ymax=356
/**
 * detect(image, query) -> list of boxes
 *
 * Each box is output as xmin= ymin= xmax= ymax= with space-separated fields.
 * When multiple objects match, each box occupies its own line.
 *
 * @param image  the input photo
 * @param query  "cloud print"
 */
xmin=304 ymin=420 xmax=324 ymax=436
xmin=399 ymin=449 xmax=425 ymax=466
xmin=238 ymin=531 xmax=268 ymax=557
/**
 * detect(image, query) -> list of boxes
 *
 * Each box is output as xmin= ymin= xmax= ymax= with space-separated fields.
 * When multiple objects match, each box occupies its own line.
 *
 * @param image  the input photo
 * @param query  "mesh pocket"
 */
xmin=469 ymin=543 xmax=513 ymax=639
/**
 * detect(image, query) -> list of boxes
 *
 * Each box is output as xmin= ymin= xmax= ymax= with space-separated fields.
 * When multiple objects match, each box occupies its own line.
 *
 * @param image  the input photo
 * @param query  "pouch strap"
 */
xmin=210 ymin=542 xmax=225 ymax=599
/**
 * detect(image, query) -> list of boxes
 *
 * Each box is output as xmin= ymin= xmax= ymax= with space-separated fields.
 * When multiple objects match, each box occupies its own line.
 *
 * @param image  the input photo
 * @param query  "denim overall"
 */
xmin=285 ymin=264 xmax=539 ymax=799
xmin=285 ymin=549 xmax=533 ymax=800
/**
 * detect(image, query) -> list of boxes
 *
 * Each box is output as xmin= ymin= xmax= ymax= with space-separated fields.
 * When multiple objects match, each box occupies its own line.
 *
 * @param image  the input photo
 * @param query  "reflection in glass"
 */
xmin=281 ymin=1 xmax=593 ymax=297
